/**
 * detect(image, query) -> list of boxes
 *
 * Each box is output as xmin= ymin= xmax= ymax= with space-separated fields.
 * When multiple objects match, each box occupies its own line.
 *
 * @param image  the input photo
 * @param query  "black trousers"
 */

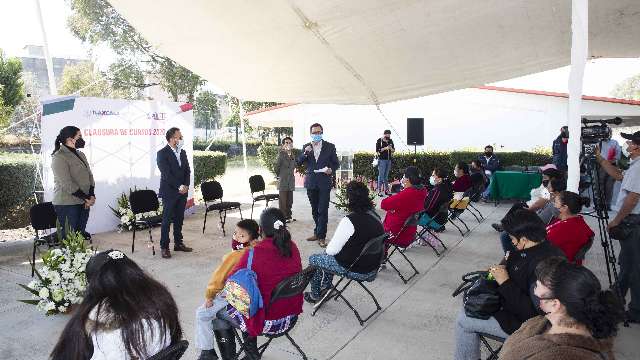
xmin=279 ymin=190 xmax=293 ymax=219
xmin=307 ymin=187 xmax=330 ymax=239
xmin=160 ymin=194 xmax=187 ymax=249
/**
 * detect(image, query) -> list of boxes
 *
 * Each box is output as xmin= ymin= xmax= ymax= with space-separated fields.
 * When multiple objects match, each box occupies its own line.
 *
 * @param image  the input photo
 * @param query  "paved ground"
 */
xmin=1 ymin=190 xmax=639 ymax=360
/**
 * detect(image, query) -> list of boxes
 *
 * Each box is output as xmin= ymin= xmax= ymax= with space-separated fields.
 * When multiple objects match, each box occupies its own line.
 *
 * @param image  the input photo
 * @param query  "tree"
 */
xmin=194 ymin=91 xmax=221 ymax=130
xmin=611 ymin=74 xmax=640 ymax=100
xmin=223 ymin=95 xmax=280 ymax=143
xmin=68 ymin=0 xmax=205 ymax=101
xmin=0 ymin=50 xmax=25 ymax=127
xmin=59 ymin=62 xmax=112 ymax=97
xmin=8 ymin=72 xmax=41 ymax=135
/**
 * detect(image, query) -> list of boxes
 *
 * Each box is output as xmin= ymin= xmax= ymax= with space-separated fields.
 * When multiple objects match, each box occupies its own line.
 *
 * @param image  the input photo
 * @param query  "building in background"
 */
xmin=18 ymin=45 xmax=88 ymax=97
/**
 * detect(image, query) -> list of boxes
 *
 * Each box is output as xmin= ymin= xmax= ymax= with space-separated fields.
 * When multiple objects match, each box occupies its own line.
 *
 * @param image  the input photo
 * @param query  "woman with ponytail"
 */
xmin=51 ymin=126 xmax=95 ymax=240
xmin=546 ymin=191 xmax=595 ymax=265
xmin=220 ymin=208 xmax=302 ymax=358
xmin=500 ymin=257 xmax=624 ymax=360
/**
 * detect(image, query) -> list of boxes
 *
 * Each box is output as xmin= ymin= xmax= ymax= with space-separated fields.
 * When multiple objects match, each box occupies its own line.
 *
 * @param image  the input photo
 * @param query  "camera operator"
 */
xmin=596 ymin=130 xmax=640 ymax=323
xmin=598 ymin=128 xmax=622 ymax=210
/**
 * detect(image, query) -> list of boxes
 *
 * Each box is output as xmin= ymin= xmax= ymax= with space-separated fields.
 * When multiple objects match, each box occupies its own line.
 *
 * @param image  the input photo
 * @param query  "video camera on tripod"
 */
xmin=580 ymin=117 xmax=623 ymax=159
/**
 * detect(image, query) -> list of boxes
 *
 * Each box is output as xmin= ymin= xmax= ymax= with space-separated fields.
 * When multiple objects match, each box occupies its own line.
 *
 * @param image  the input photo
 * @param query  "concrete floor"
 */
xmin=1 ymin=190 xmax=639 ymax=360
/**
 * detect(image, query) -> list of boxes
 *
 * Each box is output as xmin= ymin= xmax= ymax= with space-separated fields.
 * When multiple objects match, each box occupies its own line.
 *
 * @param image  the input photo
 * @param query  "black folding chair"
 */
xmin=129 ymin=189 xmax=163 ymax=255
xmin=201 ymin=181 xmax=242 ymax=236
xmin=249 ymin=175 xmax=279 ymax=218
xmin=311 ymin=233 xmax=388 ymax=325
xmin=415 ymin=209 xmax=448 ymax=257
xmin=478 ymin=333 xmax=505 ymax=360
xmin=29 ymin=202 xmax=59 ymax=277
xmin=232 ymin=267 xmax=315 ymax=360
xmin=147 ymin=340 xmax=189 ymax=360
xmin=385 ymin=213 xmax=422 ymax=283
xmin=463 ymin=186 xmax=485 ymax=223
xmin=448 ymin=199 xmax=471 ymax=236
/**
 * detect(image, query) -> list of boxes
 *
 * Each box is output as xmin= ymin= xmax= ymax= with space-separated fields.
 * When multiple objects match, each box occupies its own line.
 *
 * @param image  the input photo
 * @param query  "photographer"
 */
xmin=596 ymin=130 xmax=640 ymax=323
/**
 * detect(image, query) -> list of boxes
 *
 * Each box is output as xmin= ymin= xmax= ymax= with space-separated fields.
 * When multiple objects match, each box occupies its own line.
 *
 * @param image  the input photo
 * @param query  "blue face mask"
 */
xmin=311 ymin=134 xmax=323 ymax=142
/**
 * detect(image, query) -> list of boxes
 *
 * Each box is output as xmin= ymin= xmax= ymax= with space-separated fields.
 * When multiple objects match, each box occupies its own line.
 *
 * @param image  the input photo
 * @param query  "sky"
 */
xmin=2 ymin=0 xmax=640 ymax=98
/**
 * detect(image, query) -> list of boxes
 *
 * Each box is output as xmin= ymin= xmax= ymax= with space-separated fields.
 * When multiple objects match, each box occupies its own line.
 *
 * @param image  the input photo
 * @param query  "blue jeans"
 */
xmin=482 ymin=175 xmax=493 ymax=199
xmin=54 ymin=204 xmax=90 ymax=240
xmin=308 ymin=253 xmax=376 ymax=298
xmin=377 ymin=159 xmax=391 ymax=192
xmin=160 ymin=194 xmax=187 ymax=249
xmin=454 ymin=309 xmax=508 ymax=360
xmin=307 ymin=187 xmax=330 ymax=239
xmin=194 ymin=297 xmax=232 ymax=350
xmin=500 ymin=231 xmax=515 ymax=254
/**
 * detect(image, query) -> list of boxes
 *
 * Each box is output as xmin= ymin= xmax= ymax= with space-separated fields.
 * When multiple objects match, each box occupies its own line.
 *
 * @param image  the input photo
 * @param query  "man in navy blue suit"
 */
xmin=297 ymin=123 xmax=340 ymax=247
xmin=157 ymin=127 xmax=193 ymax=258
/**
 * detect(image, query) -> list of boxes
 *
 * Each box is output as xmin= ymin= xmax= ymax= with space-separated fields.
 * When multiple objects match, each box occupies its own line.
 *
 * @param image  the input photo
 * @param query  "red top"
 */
xmin=230 ymin=237 xmax=303 ymax=336
xmin=546 ymin=216 xmax=594 ymax=265
xmin=381 ymin=186 xmax=427 ymax=247
xmin=452 ymin=174 xmax=472 ymax=192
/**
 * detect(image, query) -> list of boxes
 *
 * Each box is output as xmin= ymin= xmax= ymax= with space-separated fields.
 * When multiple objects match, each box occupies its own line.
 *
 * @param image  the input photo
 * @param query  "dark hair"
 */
xmin=281 ymin=137 xmax=293 ymax=144
xmin=432 ymin=167 xmax=448 ymax=179
xmin=485 ymin=145 xmax=494 ymax=151
xmin=549 ymin=178 xmax=567 ymax=193
xmin=536 ymin=257 xmax=624 ymax=339
xmin=50 ymin=250 xmax=182 ymax=360
xmin=236 ymin=219 xmax=260 ymax=240
xmin=557 ymin=191 xmax=589 ymax=215
xmin=309 ymin=123 xmax=323 ymax=133
xmin=345 ymin=180 xmax=374 ymax=213
xmin=259 ymin=208 xmax=292 ymax=257
xmin=403 ymin=166 xmax=421 ymax=185
xmin=501 ymin=209 xmax=547 ymax=243
xmin=383 ymin=129 xmax=391 ymax=135
xmin=52 ymin=126 xmax=81 ymax=155
xmin=165 ymin=127 xmax=180 ymax=142
xmin=471 ymin=159 xmax=483 ymax=168
xmin=455 ymin=162 xmax=470 ymax=175
xmin=542 ymin=168 xmax=563 ymax=180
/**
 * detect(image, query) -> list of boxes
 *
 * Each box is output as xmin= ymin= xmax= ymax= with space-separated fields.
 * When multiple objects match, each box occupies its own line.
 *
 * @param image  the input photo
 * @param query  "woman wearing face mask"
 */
xmin=375 ymin=130 xmax=395 ymax=196
xmin=500 ymin=257 xmax=623 ymax=360
xmin=418 ymin=168 xmax=453 ymax=232
xmin=381 ymin=166 xmax=427 ymax=248
xmin=51 ymin=126 xmax=95 ymax=240
xmin=275 ymin=137 xmax=296 ymax=222
xmin=546 ymin=191 xmax=594 ymax=265
xmin=454 ymin=209 xmax=565 ymax=360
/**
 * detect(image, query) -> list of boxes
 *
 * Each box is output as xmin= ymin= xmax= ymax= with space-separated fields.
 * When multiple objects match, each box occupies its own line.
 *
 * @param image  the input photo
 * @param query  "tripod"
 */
xmin=580 ymin=148 xmax=629 ymax=327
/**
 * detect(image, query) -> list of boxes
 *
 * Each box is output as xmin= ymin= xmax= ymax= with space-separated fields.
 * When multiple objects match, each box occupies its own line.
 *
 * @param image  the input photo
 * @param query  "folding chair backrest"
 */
xmin=574 ymin=236 xmax=594 ymax=263
xmin=249 ymin=175 xmax=266 ymax=193
xmin=201 ymin=181 xmax=223 ymax=202
xmin=147 ymin=339 xmax=189 ymax=360
xmin=129 ymin=190 xmax=160 ymax=215
xmin=29 ymin=202 xmax=58 ymax=231
xmin=433 ymin=201 xmax=450 ymax=225
xmin=350 ymin=233 xmax=388 ymax=271
xmin=268 ymin=266 xmax=315 ymax=311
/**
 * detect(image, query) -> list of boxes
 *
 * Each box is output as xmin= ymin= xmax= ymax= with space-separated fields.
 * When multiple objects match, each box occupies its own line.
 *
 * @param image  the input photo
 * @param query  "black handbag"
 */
xmin=452 ymin=271 xmax=502 ymax=320
xmin=609 ymin=222 xmax=634 ymax=241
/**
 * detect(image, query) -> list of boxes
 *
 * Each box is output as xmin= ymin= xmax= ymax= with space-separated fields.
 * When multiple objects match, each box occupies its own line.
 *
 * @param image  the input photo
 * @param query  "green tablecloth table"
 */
xmin=489 ymin=171 xmax=542 ymax=202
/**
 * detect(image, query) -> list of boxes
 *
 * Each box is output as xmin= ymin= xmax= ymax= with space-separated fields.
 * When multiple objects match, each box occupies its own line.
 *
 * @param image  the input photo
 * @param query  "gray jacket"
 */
xmin=51 ymin=145 xmax=95 ymax=206
xmin=275 ymin=150 xmax=296 ymax=191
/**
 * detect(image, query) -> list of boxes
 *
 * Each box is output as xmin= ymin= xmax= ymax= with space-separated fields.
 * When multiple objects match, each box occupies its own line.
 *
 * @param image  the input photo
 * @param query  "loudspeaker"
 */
xmin=407 ymin=118 xmax=424 ymax=145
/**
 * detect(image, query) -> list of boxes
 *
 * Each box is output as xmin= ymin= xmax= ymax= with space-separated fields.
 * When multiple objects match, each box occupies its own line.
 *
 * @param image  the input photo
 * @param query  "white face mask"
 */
xmin=429 ymin=176 xmax=436 ymax=186
xmin=622 ymin=145 xmax=630 ymax=158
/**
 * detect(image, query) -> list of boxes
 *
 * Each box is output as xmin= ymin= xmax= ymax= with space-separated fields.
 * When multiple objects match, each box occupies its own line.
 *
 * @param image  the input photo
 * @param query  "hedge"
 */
xmin=257 ymin=145 xmax=306 ymax=176
xmin=354 ymin=150 xmax=553 ymax=180
xmin=193 ymin=151 xmax=227 ymax=186
xmin=0 ymin=152 xmax=38 ymax=229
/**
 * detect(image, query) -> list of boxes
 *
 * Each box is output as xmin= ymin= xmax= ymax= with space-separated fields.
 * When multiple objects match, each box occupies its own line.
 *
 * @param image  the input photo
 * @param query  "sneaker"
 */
xmin=491 ymin=223 xmax=504 ymax=232
xmin=303 ymin=292 xmax=320 ymax=304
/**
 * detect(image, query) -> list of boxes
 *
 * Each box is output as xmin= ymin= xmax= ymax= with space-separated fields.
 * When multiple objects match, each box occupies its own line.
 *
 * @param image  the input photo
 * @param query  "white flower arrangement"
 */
xmin=109 ymin=190 xmax=162 ymax=232
xmin=19 ymin=229 xmax=94 ymax=316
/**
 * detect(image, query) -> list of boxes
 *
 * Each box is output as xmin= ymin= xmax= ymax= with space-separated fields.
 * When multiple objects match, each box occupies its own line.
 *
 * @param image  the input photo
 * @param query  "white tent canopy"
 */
xmin=107 ymin=0 xmax=640 ymax=105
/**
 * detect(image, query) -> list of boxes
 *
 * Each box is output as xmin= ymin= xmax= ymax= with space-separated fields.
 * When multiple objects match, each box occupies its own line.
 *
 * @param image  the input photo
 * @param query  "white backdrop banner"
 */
xmin=41 ymin=97 xmax=195 ymax=234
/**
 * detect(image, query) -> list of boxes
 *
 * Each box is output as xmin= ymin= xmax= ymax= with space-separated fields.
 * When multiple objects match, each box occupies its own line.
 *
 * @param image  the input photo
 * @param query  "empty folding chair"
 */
xmin=201 ymin=181 xmax=242 ymax=236
xmin=147 ymin=339 xmax=189 ymax=360
xmin=311 ymin=233 xmax=388 ymax=326
xmin=129 ymin=189 xmax=163 ymax=255
xmin=29 ymin=202 xmax=60 ymax=277
xmin=385 ymin=212 xmax=422 ymax=283
xmin=232 ymin=266 xmax=315 ymax=360
xmin=249 ymin=175 xmax=279 ymax=218
xmin=448 ymin=199 xmax=471 ymax=236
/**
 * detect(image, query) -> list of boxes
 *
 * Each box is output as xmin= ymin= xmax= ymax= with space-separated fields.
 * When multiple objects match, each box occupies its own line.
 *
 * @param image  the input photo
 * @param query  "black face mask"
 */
xmin=485 ymin=151 xmax=493 ymax=157
xmin=75 ymin=138 xmax=86 ymax=149
xmin=542 ymin=179 xmax=549 ymax=187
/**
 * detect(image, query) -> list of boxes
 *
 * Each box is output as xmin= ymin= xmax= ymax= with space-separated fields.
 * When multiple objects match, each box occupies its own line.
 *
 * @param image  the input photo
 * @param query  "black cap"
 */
xmin=621 ymin=131 xmax=640 ymax=144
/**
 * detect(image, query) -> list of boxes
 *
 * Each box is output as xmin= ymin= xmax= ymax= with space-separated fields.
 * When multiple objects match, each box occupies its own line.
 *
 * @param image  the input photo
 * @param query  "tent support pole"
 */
xmin=567 ymin=0 xmax=588 ymax=192
xmin=238 ymin=99 xmax=248 ymax=176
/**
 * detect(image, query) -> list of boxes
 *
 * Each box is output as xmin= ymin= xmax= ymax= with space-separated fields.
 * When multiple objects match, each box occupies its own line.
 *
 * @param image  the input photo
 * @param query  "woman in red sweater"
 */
xmin=546 ymin=191 xmax=594 ymax=265
xmin=381 ymin=166 xmax=427 ymax=247
xmin=452 ymin=162 xmax=472 ymax=193
xmin=222 ymin=208 xmax=302 ymax=358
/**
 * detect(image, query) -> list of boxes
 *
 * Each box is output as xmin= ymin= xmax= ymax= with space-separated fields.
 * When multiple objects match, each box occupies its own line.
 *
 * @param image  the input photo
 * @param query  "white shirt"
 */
xmin=170 ymin=145 xmax=181 ymax=167
xmin=312 ymin=140 xmax=323 ymax=160
xmin=612 ymin=157 xmax=640 ymax=215
xmin=325 ymin=217 xmax=355 ymax=256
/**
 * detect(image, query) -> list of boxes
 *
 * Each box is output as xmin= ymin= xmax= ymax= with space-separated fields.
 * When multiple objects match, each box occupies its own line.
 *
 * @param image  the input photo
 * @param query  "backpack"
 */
xmin=222 ymin=248 xmax=264 ymax=318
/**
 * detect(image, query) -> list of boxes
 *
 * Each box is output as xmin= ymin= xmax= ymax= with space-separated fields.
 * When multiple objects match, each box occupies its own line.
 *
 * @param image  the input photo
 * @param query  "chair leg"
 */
xmin=385 ymin=246 xmax=418 ymax=283
xmin=202 ymin=209 xmax=208 ymax=234
xmin=448 ymin=218 xmax=464 ymax=236
xmin=469 ymin=203 xmax=484 ymax=220
xmin=238 ymin=207 xmax=243 ymax=220
xmin=219 ymin=210 xmax=227 ymax=236
xmin=427 ymin=229 xmax=447 ymax=251
xmin=285 ymin=333 xmax=308 ymax=360
xmin=457 ymin=217 xmax=470 ymax=232
xmin=31 ymin=240 xmax=38 ymax=277
xmin=257 ymin=337 xmax=273 ymax=357
xmin=148 ymin=223 xmax=155 ymax=256
xmin=132 ymin=227 xmax=136 ymax=253
xmin=312 ymin=277 xmax=346 ymax=316
xmin=251 ymin=200 xmax=255 ymax=219
xmin=416 ymin=231 xmax=441 ymax=256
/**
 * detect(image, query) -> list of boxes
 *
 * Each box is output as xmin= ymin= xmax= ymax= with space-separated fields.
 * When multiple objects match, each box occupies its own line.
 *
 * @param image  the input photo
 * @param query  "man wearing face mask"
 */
xmin=297 ymin=123 xmax=340 ymax=247
xmin=157 ymin=127 xmax=193 ymax=258
xmin=479 ymin=145 xmax=501 ymax=200
xmin=596 ymin=130 xmax=640 ymax=323
xmin=597 ymin=128 xmax=621 ymax=210
xmin=552 ymin=126 xmax=569 ymax=172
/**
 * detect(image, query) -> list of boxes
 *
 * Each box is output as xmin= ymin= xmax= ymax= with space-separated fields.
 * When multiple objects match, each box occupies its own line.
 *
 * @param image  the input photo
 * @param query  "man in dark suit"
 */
xmin=297 ymin=123 xmax=340 ymax=247
xmin=157 ymin=127 xmax=193 ymax=258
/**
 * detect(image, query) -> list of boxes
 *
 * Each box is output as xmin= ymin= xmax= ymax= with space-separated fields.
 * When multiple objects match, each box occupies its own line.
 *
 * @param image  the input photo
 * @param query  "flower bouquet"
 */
xmin=109 ymin=190 xmax=162 ymax=232
xmin=19 ymin=229 xmax=94 ymax=315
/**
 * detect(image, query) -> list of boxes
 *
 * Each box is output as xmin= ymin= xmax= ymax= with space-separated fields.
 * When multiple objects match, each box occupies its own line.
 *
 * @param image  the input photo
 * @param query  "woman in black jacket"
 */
xmin=454 ymin=209 xmax=565 ymax=360
xmin=418 ymin=168 xmax=453 ymax=230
